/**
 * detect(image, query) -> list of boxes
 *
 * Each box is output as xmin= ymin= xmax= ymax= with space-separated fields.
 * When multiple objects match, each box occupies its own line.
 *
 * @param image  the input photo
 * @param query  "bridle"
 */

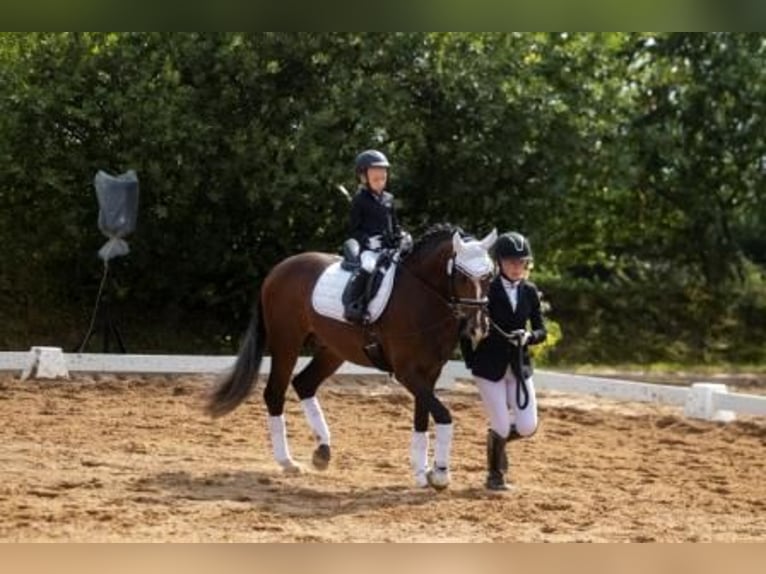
xmin=396 ymin=250 xmax=491 ymax=318
xmin=446 ymin=254 xmax=492 ymax=317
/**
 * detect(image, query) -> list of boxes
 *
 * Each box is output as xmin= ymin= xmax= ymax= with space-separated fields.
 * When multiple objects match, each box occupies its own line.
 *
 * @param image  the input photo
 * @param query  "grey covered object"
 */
xmin=94 ymin=170 xmax=139 ymax=261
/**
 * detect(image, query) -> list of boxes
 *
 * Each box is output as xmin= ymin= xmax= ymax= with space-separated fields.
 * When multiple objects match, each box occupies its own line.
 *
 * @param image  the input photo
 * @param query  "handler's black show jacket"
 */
xmin=461 ymin=276 xmax=547 ymax=382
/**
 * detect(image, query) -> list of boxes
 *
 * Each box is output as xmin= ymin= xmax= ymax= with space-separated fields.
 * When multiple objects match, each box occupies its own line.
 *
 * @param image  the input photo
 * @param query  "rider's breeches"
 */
xmin=475 ymin=369 xmax=538 ymax=439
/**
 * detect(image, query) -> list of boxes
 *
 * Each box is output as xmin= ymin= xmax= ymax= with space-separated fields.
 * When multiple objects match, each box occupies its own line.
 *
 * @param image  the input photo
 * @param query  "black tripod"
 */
xmin=75 ymin=261 xmax=127 ymax=353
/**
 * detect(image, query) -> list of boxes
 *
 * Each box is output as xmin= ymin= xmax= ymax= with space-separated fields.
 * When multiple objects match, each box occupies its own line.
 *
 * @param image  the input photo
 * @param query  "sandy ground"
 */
xmin=0 ymin=373 xmax=764 ymax=542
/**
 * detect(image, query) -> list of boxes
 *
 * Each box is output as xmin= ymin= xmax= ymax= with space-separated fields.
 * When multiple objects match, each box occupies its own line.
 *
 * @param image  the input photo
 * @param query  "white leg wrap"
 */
xmin=434 ymin=423 xmax=453 ymax=470
xmin=410 ymin=431 xmax=429 ymax=487
xmin=300 ymin=396 xmax=331 ymax=446
xmin=268 ymin=415 xmax=293 ymax=467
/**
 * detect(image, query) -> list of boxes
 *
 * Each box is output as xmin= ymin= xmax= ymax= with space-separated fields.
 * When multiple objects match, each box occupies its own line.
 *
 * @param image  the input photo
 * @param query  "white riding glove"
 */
xmin=399 ymin=231 xmax=413 ymax=253
xmin=367 ymin=235 xmax=382 ymax=250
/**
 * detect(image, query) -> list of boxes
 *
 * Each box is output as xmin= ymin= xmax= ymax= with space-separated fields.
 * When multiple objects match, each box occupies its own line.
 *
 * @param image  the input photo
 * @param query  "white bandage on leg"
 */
xmin=433 ymin=423 xmax=453 ymax=470
xmin=300 ymin=396 xmax=330 ymax=445
xmin=410 ymin=431 xmax=429 ymax=487
xmin=268 ymin=415 xmax=292 ymax=466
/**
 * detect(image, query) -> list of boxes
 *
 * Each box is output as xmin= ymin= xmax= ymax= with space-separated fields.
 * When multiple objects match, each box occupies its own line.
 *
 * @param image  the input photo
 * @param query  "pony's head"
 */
xmin=450 ymin=229 xmax=497 ymax=345
xmin=405 ymin=224 xmax=496 ymax=343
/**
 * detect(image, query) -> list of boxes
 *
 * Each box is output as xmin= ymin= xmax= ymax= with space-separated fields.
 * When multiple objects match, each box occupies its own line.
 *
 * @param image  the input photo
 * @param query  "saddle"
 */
xmin=311 ymin=250 xmax=398 ymax=326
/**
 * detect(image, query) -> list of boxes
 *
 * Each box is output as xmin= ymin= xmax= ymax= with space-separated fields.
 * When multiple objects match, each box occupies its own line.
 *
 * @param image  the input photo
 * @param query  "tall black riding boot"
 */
xmin=343 ymin=269 xmax=372 ymax=324
xmin=485 ymin=429 xmax=509 ymax=491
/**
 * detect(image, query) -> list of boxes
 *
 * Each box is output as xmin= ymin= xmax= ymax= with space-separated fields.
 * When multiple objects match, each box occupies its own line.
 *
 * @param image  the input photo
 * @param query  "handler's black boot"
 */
xmin=485 ymin=429 xmax=509 ymax=491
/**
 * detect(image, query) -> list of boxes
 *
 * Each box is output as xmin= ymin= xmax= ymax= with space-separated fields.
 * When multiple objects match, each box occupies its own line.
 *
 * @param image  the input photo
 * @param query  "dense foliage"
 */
xmin=1 ymin=33 xmax=763 ymax=363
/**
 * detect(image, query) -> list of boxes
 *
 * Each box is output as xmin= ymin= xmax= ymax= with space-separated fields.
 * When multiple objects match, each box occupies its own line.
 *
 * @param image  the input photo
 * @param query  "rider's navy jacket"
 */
xmin=349 ymin=187 xmax=401 ymax=250
xmin=461 ymin=275 xmax=547 ymax=382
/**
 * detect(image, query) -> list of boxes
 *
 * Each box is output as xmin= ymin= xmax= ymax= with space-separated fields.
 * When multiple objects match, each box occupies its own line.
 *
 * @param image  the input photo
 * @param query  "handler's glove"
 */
xmin=509 ymin=329 xmax=532 ymax=347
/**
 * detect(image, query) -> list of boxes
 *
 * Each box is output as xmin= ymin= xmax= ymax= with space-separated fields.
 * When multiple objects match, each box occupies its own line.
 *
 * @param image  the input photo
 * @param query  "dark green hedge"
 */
xmin=1 ymin=33 xmax=764 ymax=363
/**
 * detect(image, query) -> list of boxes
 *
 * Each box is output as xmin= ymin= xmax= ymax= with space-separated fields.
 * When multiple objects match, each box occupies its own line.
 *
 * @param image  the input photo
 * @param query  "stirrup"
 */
xmin=345 ymin=310 xmax=370 ymax=325
xmin=343 ymin=299 xmax=366 ymax=324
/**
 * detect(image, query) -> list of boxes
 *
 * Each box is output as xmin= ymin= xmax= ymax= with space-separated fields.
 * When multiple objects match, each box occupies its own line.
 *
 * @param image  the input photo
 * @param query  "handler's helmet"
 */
xmin=492 ymin=232 xmax=532 ymax=261
xmin=355 ymin=149 xmax=390 ymax=176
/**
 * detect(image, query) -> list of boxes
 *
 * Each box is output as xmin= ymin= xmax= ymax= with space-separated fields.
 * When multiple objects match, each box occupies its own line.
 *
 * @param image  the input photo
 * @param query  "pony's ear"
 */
xmin=480 ymin=228 xmax=498 ymax=251
xmin=452 ymin=231 xmax=464 ymax=254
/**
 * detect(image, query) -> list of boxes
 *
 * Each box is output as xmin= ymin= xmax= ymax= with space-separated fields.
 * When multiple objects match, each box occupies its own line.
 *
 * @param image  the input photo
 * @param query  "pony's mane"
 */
xmin=408 ymin=223 xmax=470 ymax=259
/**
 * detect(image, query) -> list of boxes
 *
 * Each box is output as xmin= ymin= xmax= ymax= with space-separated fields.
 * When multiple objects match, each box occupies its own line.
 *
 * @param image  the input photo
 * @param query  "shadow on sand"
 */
xmin=135 ymin=469 xmax=495 ymax=518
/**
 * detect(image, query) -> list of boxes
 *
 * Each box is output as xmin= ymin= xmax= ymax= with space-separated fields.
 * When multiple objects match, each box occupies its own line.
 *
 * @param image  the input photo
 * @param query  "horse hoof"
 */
xmin=414 ymin=471 xmax=429 ymax=488
xmin=312 ymin=444 xmax=331 ymax=470
xmin=279 ymin=459 xmax=303 ymax=475
xmin=427 ymin=468 xmax=450 ymax=491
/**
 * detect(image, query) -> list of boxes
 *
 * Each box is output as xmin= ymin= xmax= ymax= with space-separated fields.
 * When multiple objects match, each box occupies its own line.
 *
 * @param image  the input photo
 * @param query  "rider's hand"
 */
xmin=367 ymin=236 xmax=383 ymax=250
xmin=398 ymin=231 xmax=413 ymax=253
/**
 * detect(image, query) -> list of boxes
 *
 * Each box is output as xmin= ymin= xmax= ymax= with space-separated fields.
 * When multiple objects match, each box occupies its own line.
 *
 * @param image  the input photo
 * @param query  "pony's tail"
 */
xmin=206 ymin=295 xmax=266 ymax=418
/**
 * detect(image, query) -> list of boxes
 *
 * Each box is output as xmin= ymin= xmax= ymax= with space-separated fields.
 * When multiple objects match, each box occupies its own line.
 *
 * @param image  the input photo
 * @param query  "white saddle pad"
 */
xmin=311 ymin=261 xmax=397 ymax=324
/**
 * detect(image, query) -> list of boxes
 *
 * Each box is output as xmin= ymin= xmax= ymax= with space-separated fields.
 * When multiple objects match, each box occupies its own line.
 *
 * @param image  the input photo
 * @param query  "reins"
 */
xmin=371 ymin=253 xmax=488 ymax=341
xmin=377 ymin=261 xmax=459 ymax=339
xmin=400 ymin=254 xmax=489 ymax=317
xmin=489 ymin=318 xmax=531 ymax=410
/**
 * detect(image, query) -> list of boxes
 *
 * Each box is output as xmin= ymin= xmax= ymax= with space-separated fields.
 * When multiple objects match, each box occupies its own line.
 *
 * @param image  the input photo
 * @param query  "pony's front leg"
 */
xmin=428 ymin=422 xmax=453 ymax=490
xmin=410 ymin=433 xmax=430 ymax=488
xmin=410 ymin=395 xmax=430 ymax=487
xmin=413 ymin=388 xmax=453 ymax=490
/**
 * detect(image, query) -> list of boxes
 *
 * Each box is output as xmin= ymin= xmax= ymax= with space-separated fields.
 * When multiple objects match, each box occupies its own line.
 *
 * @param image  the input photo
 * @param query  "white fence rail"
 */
xmin=1 ymin=348 xmax=765 ymax=423
xmin=713 ymin=390 xmax=766 ymax=417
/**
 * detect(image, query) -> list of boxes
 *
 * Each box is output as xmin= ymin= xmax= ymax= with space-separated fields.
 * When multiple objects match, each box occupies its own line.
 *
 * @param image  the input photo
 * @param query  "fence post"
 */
xmin=20 ymin=346 xmax=70 ymax=380
xmin=683 ymin=382 xmax=736 ymax=422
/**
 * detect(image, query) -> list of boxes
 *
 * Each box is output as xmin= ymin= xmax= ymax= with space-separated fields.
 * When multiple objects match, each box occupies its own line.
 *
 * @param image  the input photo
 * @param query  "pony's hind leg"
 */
xmin=291 ymin=348 xmax=343 ymax=470
xmin=264 ymin=345 xmax=303 ymax=473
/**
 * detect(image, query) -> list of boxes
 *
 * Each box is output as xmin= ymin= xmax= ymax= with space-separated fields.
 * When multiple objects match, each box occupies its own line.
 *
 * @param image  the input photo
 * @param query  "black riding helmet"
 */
xmin=355 ymin=149 xmax=390 ymax=176
xmin=492 ymin=231 xmax=532 ymax=261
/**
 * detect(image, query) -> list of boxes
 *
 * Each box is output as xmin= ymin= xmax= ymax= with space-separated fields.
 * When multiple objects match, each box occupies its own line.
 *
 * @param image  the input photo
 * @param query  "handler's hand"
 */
xmin=510 ymin=329 xmax=531 ymax=346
